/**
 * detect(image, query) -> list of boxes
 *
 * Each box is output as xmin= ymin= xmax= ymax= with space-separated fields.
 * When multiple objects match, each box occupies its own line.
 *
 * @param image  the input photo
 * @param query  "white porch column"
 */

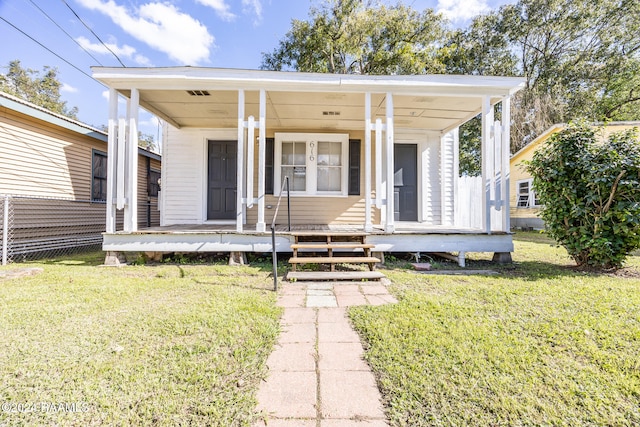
xmin=440 ymin=129 xmax=459 ymax=226
xmin=375 ymin=118 xmax=383 ymax=211
xmin=481 ymin=95 xmax=494 ymax=234
xmin=124 ymin=88 xmax=139 ymax=232
xmin=364 ymin=93 xmax=373 ymax=232
xmin=247 ymin=116 xmax=255 ymax=209
xmin=236 ymin=90 xmax=245 ymax=232
xmin=106 ymin=88 xmax=118 ymax=233
xmin=385 ymin=93 xmax=395 ymax=233
xmin=502 ymin=96 xmax=511 ymax=232
xmin=116 ymin=118 xmax=126 ymax=210
xmin=256 ymin=89 xmax=266 ymax=232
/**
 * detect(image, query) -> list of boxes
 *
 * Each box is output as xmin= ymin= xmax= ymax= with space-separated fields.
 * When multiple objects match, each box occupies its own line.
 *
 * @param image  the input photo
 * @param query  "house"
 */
xmin=510 ymin=121 xmax=640 ymax=230
xmin=0 ymin=91 xmax=161 ymax=262
xmin=92 ymin=67 xmax=525 ymax=267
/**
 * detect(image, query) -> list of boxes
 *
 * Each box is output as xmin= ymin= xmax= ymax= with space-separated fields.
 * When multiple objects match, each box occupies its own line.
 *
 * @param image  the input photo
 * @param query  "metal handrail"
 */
xmin=270 ymin=176 xmax=290 ymax=291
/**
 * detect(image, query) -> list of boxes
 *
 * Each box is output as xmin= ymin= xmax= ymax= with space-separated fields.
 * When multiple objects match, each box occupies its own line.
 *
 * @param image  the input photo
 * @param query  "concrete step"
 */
xmin=287 ymin=271 xmax=386 ymax=281
xmin=288 ymin=256 xmax=380 ymax=264
xmin=290 ymin=243 xmax=375 ymax=250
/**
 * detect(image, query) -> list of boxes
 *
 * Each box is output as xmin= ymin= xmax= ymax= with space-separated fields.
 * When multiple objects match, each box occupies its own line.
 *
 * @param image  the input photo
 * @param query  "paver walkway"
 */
xmin=254 ymin=280 xmax=397 ymax=427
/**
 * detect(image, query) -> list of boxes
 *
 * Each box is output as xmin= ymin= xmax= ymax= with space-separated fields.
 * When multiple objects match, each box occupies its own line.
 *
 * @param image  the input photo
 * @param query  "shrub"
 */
xmin=525 ymin=121 xmax=640 ymax=269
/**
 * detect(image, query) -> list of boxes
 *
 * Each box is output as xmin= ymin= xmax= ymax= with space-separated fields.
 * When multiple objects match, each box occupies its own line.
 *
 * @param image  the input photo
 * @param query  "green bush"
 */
xmin=525 ymin=121 xmax=640 ymax=269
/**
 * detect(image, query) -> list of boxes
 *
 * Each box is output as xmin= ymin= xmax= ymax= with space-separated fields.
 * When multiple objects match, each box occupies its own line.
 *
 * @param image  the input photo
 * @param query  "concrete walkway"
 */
xmin=254 ymin=281 xmax=397 ymax=427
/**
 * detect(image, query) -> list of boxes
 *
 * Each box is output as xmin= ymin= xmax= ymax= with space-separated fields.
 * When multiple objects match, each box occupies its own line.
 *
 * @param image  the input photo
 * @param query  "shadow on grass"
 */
xmin=382 ymin=258 xmax=640 ymax=282
xmin=25 ymin=250 xmax=106 ymax=267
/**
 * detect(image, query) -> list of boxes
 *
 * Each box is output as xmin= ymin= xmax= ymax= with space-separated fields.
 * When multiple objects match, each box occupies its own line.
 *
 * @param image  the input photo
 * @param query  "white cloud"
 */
xmin=101 ymin=90 xmax=128 ymax=108
xmin=196 ymin=0 xmax=236 ymax=21
xmin=437 ymin=0 xmax=491 ymax=23
xmin=242 ymin=0 xmax=263 ymax=23
xmin=76 ymin=36 xmax=134 ymax=57
xmin=76 ymin=0 xmax=213 ymax=65
xmin=139 ymin=114 xmax=160 ymax=128
xmin=133 ymin=54 xmax=153 ymax=66
xmin=76 ymin=36 xmax=153 ymax=66
xmin=61 ymin=83 xmax=78 ymax=93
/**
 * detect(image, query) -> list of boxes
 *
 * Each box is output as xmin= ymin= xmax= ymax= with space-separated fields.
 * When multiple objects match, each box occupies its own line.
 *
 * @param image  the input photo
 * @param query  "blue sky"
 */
xmin=0 ymin=0 xmax=514 ymax=138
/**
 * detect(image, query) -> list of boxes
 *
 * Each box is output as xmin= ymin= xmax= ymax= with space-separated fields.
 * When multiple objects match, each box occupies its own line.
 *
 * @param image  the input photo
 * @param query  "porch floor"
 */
xmin=103 ymin=224 xmax=513 ymax=259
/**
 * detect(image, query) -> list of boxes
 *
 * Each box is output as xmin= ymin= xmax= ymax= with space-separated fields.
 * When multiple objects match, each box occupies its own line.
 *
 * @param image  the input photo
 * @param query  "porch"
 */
xmin=102 ymin=223 xmax=513 ymax=267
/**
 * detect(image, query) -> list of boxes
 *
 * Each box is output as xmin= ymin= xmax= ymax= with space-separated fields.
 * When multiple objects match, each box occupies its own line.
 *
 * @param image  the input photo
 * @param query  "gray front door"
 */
xmin=207 ymin=140 xmax=237 ymax=220
xmin=394 ymin=144 xmax=418 ymax=221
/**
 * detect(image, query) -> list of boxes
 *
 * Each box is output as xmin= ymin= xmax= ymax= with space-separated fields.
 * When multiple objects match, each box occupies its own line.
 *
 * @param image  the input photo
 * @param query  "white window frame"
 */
xmin=274 ymin=132 xmax=349 ymax=196
xmin=516 ymin=178 xmax=539 ymax=208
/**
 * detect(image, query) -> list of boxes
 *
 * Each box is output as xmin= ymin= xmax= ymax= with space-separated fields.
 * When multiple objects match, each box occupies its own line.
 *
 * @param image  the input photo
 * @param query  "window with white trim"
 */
xmin=274 ymin=133 xmax=349 ymax=196
xmin=516 ymin=179 xmax=539 ymax=208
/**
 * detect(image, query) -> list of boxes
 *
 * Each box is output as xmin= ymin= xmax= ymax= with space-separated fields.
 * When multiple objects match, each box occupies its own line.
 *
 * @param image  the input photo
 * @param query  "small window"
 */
xmin=92 ymin=150 xmax=107 ymax=202
xmin=148 ymin=169 xmax=161 ymax=197
xmin=274 ymin=133 xmax=349 ymax=196
xmin=516 ymin=179 xmax=538 ymax=208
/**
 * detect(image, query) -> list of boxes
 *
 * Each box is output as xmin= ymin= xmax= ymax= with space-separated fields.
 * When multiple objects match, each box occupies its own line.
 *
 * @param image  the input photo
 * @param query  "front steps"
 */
xmin=287 ymin=232 xmax=383 ymax=282
xmin=287 ymin=271 xmax=386 ymax=282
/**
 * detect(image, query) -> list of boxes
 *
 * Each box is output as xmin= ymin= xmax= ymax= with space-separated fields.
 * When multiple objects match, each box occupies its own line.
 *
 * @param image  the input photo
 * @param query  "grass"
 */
xmin=350 ymin=232 xmax=640 ymax=426
xmin=0 ymin=252 xmax=281 ymax=426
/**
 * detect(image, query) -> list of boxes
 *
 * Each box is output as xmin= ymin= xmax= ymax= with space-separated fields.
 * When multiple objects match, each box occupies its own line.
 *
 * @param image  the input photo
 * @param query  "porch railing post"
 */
xmin=237 ymin=90 xmax=245 ymax=232
xmin=364 ymin=92 xmax=373 ymax=232
xmin=385 ymin=92 xmax=395 ymax=232
xmin=270 ymin=176 xmax=290 ymax=291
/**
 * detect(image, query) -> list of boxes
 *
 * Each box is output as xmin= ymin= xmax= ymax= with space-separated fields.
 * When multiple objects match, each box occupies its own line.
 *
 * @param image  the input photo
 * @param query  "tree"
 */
xmin=0 ymin=60 xmax=78 ymax=119
xmin=261 ymin=0 xmax=448 ymax=75
xmin=442 ymin=0 xmax=640 ymax=153
xmin=525 ymin=121 xmax=640 ymax=269
xmin=138 ymin=132 xmax=157 ymax=152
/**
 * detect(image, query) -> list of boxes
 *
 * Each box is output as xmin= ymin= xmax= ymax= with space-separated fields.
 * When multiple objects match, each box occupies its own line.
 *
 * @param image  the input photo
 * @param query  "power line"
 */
xmin=26 ymin=0 xmax=104 ymax=66
xmin=60 ymin=0 xmax=126 ymax=67
xmin=0 ymin=15 xmax=103 ymax=85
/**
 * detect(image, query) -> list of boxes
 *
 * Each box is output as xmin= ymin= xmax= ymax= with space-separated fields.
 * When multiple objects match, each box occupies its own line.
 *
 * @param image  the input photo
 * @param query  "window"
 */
xmin=516 ymin=179 xmax=539 ymax=208
xmin=92 ymin=150 xmax=107 ymax=202
xmin=148 ymin=169 xmax=161 ymax=197
xmin=274 ymin=133 xmax=349 ymax=196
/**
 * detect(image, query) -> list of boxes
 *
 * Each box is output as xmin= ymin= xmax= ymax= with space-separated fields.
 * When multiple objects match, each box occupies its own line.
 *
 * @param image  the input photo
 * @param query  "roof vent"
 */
xmin=322 ymin=111 xmax=341 ymax=116
xmin=187 ymin=90 xmax=210 ymax=96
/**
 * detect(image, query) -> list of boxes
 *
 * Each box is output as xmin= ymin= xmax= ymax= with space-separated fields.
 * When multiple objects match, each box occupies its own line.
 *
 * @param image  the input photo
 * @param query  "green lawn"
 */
xmin=350 ymin=232 xmax=640 ymax=426
xmin=0 ymin=253 xmax=280 ymax=426
xmin=2 ymin=235 xmax=640 ymax=426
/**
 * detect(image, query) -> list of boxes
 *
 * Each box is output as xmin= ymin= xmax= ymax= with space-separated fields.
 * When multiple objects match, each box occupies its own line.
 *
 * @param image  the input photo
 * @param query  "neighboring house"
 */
xmin=93 ymin=67 xmax=524 ymax=266
xmin=0 ymin=91 xmax=161 ymax=260
xmin=510 ymin=121 xmax=640 ymax=230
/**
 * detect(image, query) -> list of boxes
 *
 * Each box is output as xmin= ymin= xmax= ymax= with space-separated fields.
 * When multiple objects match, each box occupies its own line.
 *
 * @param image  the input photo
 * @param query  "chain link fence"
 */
xmin=1 ymin=195 xmax=15 ymax=265
xmin=0 ymin=195 xmax=158 ymax=264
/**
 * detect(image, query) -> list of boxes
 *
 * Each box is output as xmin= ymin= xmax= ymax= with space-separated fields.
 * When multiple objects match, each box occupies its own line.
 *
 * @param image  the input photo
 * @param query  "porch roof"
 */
xmin=92 ymin=66 xmax=525 ymax=132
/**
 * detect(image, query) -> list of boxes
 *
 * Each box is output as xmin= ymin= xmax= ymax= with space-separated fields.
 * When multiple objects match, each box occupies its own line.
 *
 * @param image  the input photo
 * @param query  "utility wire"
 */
xmin=0 ymin=15 xmax=104 ymax=85
xmin=26 ymin=0 xmax=105 ymax=66
xmin=60 ymin=0 xmax=126 ymax=67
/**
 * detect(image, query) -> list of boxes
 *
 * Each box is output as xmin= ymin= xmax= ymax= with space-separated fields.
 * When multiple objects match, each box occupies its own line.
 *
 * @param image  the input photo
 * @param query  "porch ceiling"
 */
xmin=95 ymin=67 xmax=525 ymax=132
xmin=129 ymin=89 xmax=490 ymax=131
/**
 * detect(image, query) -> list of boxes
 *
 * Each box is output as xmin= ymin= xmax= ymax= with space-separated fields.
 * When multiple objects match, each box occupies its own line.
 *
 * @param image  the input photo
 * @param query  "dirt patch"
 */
xmin=0 ymin=267 xmax=44 ymax=280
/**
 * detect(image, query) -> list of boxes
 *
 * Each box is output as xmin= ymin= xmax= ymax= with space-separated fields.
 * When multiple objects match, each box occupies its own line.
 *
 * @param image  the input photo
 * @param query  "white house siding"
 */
xmin=245 ymin=129 xmax=379 ymax=226
xmin=163 ymin=126 xmax=455 ymax=227
xmin=247 ymin=196 xmax=377 ymax=226
xmin=162 ymin=128 xmax=235 ymax=225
